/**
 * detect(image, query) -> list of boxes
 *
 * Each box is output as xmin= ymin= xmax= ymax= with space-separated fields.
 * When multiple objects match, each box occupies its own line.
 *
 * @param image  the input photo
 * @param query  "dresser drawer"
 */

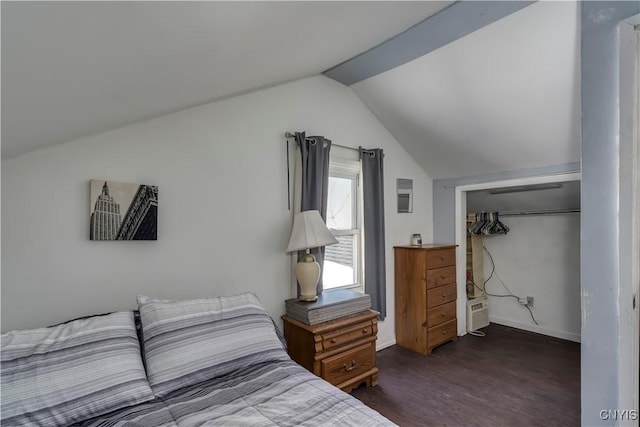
xmin=321 ymin=342 xmax=375 ymax=386
xmin=427 ymin=301 xmax=456 ymax=326
xmin=427 ymin=282 xmax=457 ymax=309
xmin=426 ymin=265 xmax=456 ymax=289
xmin=425 ymin=248 xmax=455 ymax=269
xmin=428 ymin=319 xmax=457 ymax=349
xmin=321 ymin=321 xmax=375 ymax=351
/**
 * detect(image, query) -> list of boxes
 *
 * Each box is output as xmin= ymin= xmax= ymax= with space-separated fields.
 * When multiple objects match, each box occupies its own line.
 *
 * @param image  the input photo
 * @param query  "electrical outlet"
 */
xmin=526 ymin=296 xmax=534 ymax=307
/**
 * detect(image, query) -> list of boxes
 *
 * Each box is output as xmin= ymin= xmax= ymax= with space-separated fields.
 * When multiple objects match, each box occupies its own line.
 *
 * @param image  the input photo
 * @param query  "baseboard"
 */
xmin=376 ymin=337 xmax=396 ymax=351
xmin=489 ymin=315 xmax=581 ymax=343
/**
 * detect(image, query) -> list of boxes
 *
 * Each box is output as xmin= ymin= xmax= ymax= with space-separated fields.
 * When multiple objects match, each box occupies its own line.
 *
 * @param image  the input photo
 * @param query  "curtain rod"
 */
xmin=498 ymin=208 xmax=580 ymax=216
xmin=285 ymin=131 xmax=360 ymax=152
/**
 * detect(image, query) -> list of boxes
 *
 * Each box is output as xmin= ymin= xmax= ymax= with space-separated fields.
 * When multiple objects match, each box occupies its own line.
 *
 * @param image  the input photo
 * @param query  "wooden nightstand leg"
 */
xmin=338 ymin=368 xmax=379 ymax=393
xmin=371 ymin=371 xmax=379 ymax=387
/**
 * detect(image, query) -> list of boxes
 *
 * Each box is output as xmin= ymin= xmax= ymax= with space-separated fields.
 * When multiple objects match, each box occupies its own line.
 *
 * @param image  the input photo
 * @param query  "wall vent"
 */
xmin=467 ymin=297 xmax=490 ymax=331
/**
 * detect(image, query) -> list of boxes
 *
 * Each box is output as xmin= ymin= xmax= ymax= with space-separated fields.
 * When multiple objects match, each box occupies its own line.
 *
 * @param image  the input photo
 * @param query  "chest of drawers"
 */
xmin=282 ymin=310 xmax=379 ymax=393
xmin=394 ymin=244 xmax=458 ymax=354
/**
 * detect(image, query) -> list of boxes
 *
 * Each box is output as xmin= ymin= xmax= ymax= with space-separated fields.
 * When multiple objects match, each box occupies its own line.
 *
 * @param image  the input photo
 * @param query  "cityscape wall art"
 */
xmin=89 ymin=180 xmax=158 ymax=241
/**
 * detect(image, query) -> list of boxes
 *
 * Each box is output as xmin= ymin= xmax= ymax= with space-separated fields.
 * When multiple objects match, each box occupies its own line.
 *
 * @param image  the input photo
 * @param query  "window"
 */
xmin=323 ymin=158 xmax=363 ymax=291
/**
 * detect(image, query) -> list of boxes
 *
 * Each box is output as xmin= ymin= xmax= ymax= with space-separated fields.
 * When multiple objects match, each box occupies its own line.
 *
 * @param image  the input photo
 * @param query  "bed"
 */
xmin=1 ymin=293 xmax=395 ymax=427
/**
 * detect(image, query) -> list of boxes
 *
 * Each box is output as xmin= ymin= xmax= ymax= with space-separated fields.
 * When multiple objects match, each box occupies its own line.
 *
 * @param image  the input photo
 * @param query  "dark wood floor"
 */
xmin=351 ymin=324 xmax=580 ymax=427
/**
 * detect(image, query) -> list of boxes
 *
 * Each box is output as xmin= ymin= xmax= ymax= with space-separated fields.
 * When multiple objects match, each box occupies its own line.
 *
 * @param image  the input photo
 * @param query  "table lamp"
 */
xmin=286 ymin=210 xmax=338 ymax=301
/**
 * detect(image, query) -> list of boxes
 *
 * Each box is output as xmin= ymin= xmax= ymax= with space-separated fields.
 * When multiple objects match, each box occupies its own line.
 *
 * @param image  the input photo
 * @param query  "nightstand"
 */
xmin=282 ymin=310 xmax=379 ymax=393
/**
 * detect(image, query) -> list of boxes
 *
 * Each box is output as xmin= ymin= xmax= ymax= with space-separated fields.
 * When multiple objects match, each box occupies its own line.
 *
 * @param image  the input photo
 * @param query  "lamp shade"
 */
xmin=286 ymin=210 xmax=338 ymax=253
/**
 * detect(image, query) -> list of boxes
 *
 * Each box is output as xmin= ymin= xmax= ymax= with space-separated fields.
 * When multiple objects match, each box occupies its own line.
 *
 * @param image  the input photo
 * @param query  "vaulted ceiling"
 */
xmin=350 ymin=1 xmax=581 ymax=179
xmin=1 ymin=1 xmax=451 ymax=158
xmin=2 ymin=1 xmax=580 ymax=183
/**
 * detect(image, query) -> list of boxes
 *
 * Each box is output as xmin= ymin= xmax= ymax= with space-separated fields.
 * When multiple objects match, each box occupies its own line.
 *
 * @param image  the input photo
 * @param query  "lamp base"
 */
xmin=295 ymin=253 xmax=321 ymax=302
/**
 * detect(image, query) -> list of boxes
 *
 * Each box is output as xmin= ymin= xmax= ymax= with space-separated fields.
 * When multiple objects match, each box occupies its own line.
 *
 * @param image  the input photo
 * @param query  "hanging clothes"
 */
xmin=469 ymin=212 xmax=510 ymax=236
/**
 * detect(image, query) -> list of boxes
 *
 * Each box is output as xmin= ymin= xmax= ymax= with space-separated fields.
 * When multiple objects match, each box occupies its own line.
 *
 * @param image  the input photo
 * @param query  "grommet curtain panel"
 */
xmin=294 ymin=131 xmax=332 ymax=295
xmin=359 ymin=147 xmax=387 ymax=320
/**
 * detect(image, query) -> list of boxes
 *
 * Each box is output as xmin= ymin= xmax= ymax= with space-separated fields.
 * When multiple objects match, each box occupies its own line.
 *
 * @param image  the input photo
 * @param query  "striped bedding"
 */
xmin=1 ymin=312 xmax=154 ymax=427
xmin=74 ymin=358 xmax=395 ymax=427
xmin=3 ymin=293 xmax=395 ymax=426
xmin=137 ymin=293 xmax=291 ymax=397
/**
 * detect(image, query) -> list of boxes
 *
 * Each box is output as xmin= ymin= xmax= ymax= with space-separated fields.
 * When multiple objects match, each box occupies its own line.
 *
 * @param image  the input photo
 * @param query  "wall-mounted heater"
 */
xmin=467 ymin=298 xmax=489 ymax=331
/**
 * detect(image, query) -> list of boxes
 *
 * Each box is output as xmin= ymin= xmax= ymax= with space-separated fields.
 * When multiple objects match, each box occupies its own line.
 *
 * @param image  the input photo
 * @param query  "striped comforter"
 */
xmin=74 ymin=359 xmax=395 ymax=427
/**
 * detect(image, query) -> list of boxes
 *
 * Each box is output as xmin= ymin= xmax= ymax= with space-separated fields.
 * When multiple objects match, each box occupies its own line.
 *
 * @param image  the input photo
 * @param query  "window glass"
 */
xmin=327 ymin=177 xmax=353 ymax=230
xmin=323 ymin=159 xmax=362 ymax=291
xmin=324 ymin=235 xmax=356 ymax=288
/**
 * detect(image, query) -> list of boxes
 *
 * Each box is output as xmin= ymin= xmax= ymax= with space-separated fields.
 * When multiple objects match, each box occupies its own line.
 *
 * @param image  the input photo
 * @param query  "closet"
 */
xmin=464 ymin=179 xmax=581 ymax=342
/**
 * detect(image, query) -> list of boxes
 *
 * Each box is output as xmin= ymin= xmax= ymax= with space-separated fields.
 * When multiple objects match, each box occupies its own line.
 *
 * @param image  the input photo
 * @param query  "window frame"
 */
xmin=323 ymin=157 xmax=364 ymax=292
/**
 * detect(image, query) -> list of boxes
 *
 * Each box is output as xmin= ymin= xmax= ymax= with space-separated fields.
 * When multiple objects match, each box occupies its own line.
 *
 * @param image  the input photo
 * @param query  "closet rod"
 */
xmin=499 ymin=208 xmax=580 ymax=216
xmin=284 ymin=131 xmax=359 ymax=152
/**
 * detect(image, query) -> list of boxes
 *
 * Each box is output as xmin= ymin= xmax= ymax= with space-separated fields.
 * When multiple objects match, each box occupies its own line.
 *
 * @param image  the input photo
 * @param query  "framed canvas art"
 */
xmin=89 ymin=180 xmax=158 ymax=240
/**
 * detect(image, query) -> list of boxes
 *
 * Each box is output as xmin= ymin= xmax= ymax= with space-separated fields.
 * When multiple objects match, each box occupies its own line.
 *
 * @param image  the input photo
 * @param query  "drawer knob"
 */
xmin=343 ymin=360 xmax=357 ymax=371
xmin=441 ymin=312 xmax=446 ymax=317
xmin=442 ymin=330 xmax=447 ymax=335
xmin=442 ymin=294 xmax=447 ymax=298
xmin=362 ymin=329 xmax=368 ymax=334
xmin=330 ymin=338 xmax=337 ymax=344
xmin=440 ymin=276 xmax=446 ymax=280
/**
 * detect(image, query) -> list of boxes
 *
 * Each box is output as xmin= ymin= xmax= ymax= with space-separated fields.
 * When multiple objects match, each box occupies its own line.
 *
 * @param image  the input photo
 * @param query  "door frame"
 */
xmin=619 ymin=14 xmax=640 ymax=418
xmin=453 ymin=172 xmax=582 ymax=335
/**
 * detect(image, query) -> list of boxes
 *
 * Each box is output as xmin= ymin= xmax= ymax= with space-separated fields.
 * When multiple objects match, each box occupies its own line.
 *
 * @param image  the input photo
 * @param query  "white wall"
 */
xmin=480 ymin=214 xmax=581 ymax=342
xmin=1 ymin=75 xmax=433 ymax=349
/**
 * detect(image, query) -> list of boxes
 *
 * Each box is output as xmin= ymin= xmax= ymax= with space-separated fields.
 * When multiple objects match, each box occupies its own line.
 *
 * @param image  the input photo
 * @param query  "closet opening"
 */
xmin=453 ymin=172 xmax=581 ymax=338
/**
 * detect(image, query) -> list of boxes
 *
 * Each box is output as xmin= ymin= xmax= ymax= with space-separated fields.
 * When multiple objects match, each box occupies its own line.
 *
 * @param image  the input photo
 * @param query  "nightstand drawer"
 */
xmin=426 ymin=265 xmax=456 ymax=289
xmin=321 ymin=320 xmax=375 ymax=351
xmin=427 ymin=319 xmax=457 ymax=348
xmin=427 ymin=301 xmax=456 ymax=326
xmin=321 ymin=342 xmax=375 ymax=386
xmin=425 ymin=248 xmax=455 ymax=269
xmin=427 ymin=282 xmax=457 ymax=309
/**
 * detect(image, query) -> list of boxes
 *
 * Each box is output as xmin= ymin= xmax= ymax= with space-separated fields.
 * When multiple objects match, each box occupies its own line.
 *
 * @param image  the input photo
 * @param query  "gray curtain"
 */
xmin=295 ymin=132 xmax=332 ymax=295
xmin=359 ymin=147 xmax=386 ymax=320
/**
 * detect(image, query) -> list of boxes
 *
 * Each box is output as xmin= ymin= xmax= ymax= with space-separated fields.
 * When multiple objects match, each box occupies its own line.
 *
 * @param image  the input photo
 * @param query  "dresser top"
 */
xmin=394 ymin=244 xmax=457 ymax=250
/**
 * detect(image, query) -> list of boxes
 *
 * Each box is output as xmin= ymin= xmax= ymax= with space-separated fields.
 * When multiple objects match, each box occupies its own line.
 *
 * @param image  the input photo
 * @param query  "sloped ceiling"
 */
xmin=2 ymin=1 xmax=582 ymax=184
xmin=350 ymin=1 xmax=581 ymax=180
xmin=1 ymin=1 xmax=451 ymax=158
